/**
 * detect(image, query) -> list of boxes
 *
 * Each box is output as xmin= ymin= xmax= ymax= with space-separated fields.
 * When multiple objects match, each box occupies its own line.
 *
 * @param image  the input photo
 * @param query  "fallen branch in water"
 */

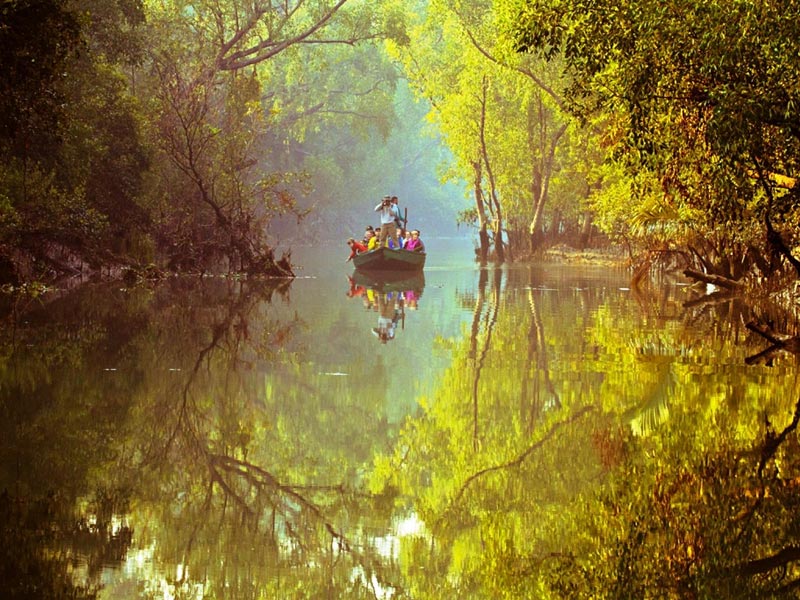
xmin=683 ymin=269 xmax=742 ymax=290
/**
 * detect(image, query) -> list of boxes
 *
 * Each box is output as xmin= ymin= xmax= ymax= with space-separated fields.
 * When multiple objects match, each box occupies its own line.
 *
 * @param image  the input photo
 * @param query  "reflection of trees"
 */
xmin=1 ymin=277 xmax=409 ymax=598
xmin=566 ymin=395 xmax=800 ymax=599
xmin=0 ymin=284 xmax=156 ymax=598
xmin=384 ymin=267 xmax=800 ymax=598
xmin=122 ymin=278 xmax=406 ymax=598
xmin=466 ymin=268 xmax=499 ymax=449
xmin=522 ymin=269 xmax=560 ymax=429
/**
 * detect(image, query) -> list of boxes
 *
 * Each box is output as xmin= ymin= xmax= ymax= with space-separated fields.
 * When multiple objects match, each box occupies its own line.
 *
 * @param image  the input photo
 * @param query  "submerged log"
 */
xmin=682 ymin=268 xmax=742 ymax=290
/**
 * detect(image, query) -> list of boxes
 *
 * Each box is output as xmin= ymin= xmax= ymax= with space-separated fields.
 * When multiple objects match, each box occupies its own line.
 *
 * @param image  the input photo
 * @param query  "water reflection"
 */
xmin=381 ymin=265 xmax=800 ymax=599
xmin=346 ymin=271 xmax=425 ymax=344
xmin=3 ymin=257 xmax=800 ymax=598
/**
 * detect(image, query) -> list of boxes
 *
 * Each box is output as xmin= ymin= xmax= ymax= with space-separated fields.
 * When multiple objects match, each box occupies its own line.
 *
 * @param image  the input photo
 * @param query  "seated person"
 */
xmin=405 ymin=229 xmax=425 ymax=252
xmin=345 ymin=237 xmax=368 ymax=262
xmin=394 ymin=228 xmax=407 ymax=249
xmin=367 ymin=227 xmax=381 ymax=250
xmin=388 ymin=229 xmax=404 ymax=249
xmin=362 ymin=226 xmax=374 ymax=245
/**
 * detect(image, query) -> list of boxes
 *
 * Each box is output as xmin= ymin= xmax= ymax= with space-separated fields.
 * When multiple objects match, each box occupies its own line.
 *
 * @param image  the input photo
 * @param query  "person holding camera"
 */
xmin=374 ymin=195 xmax=400 ymax=249
xmin=391 ymin=196 xmax=406 ymax=229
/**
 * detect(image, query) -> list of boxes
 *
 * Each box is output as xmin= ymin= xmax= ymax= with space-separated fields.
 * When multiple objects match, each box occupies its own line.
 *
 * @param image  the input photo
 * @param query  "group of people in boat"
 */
xmin=345 ymin=195 xmax=426 ymax=262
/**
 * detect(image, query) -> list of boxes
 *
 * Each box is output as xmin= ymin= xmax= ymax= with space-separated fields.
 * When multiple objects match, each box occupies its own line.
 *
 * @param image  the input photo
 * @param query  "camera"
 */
xmin=382 ymin=199 xmax=391 ymax=206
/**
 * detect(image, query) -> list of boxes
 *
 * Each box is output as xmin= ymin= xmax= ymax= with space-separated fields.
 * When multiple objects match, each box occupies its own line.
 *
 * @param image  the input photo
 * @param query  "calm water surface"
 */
xmin=3 ymin=237 xmax=800 ymax=598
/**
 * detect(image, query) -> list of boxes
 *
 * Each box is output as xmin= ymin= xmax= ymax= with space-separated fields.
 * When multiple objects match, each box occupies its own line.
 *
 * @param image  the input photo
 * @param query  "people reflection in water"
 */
xmin=405 ymin=289 xmax=418 ymax=310
xmin=373 ymin=292 xmax=402 ymax=343
xmin=346 ymin=276 xmax=423 ymax=339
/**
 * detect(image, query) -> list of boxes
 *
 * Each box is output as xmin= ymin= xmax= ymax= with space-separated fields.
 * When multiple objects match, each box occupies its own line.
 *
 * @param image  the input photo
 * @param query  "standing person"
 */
xmin=405 ymin=229 xmax=425 ymax=252
xmin=374 ymin=195 xmax=399 ymax=248
xmin=391 ymin=196 xmax=406 ymax=231
xmin=372 ymin=292 xmax=400 ymax=343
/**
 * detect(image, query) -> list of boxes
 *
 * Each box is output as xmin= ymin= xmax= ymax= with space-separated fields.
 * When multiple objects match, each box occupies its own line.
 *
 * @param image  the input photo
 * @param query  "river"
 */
xmin=2 ymin=236 xmax=800 ymax=598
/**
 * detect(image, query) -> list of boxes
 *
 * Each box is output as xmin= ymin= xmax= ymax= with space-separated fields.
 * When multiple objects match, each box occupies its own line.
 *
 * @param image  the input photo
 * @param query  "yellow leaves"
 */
xmin=368 ymin=453 xmax=399 ymax=495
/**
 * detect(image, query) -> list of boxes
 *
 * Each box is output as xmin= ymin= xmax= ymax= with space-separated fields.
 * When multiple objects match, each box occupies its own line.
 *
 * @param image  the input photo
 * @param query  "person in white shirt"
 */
xmin=374 ymin=195 xmax=400 ymax=248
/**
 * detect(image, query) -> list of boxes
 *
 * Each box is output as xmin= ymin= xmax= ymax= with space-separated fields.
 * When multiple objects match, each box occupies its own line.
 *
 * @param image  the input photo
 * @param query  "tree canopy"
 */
xmin=2 ymin=0 xmax=799 ymax=289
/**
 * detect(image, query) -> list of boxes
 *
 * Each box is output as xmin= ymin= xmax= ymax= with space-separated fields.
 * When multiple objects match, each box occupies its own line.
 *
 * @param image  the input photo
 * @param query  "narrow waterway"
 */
xmin=2 ymin=237 xmax=799 ymax=598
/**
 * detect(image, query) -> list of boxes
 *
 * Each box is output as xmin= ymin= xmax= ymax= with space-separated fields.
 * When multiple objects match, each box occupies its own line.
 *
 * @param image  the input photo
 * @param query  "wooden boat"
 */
xmin=352 ymin=246 xmax=426 ymax=271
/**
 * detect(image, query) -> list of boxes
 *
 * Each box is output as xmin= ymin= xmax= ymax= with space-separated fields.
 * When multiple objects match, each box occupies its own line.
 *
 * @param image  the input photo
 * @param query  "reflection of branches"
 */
xmin=136 ymin=279 xmax=401 ymax=594
xmin=205 ymin=452 xmax=406 ymax=595
xmin=524 ymin=284 xmax=560 ymax=430
xmin=745 ymin=321 xmax=800 ymax=365
xmin=141 ymin=280 xmax=293 ymax=469
xmin=758 ymin=397 xmax=800 ymax=480
xmin=208 ymin=454 xmax=350 ymax=547
xmin=167 ymin=321 xmax=229 ymax=456
xmin=731 ymin=394 xmax=800 ymax=589
xmin=469 ymin=269 xmax=501 ymax=450
xmin=734 ymin=396 xmax=800 ymax=552
xmin=468 ymin=269 xmax=486 ymax=449
xmin=451 ymin=406 xmax=596 ymax=506
xmin=178 ymin=480 xmax=215 ymax=585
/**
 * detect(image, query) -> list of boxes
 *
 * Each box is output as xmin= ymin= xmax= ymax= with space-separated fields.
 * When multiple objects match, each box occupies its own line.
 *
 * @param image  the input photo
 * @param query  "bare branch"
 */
xmin=452 ymin=8 xmax=567 ymax=113
xmin=451 ymin=406 xmax=596 ymax=505
xmin=218 ymin=0 xmax=352 ymax=71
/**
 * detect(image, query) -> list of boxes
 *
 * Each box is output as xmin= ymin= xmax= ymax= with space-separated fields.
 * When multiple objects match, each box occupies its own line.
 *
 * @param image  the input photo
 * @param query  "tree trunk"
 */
xmin=526 ymin=94 xmax=568 ymax=254
xmin=578 ymin=211 xmax=594 ymax=250
xmin=766 ymin=213 xmax=800 ymax=277
xmin=472 ymin=159 xmax=490 ymax=263
xmin=549 ymin=208 xmax=562 ymax=243
xmin=478 ymin=76 xmax=505 ymax=263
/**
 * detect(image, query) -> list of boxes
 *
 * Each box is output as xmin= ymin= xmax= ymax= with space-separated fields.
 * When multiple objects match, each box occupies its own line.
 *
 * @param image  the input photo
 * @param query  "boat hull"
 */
xmin=352 ymin=247 xmax=426 ymax=271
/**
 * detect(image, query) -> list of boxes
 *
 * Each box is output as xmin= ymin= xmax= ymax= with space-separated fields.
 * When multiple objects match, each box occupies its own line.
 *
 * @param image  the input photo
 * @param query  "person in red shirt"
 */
xmin=345 ymin=237 xmax=368 ymax=262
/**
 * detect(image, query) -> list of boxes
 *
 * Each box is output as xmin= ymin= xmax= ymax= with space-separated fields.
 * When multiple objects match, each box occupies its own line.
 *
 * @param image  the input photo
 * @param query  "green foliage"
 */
xmin=387 ymin=0 xmax=608 ymax=259
xmin=511 ymin=0 xmax=800 ymax=277
xmin=0 ymin=0 xmax=151 ymax=281
xmin=0 ymin=163 xmax=108 ymax=243
xmin=0 ymin=0 xmax=462 ymax=282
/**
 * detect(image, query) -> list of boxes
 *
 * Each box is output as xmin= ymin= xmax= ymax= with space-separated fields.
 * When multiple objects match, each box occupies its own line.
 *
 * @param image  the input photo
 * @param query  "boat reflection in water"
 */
xmin=346 ymin=270 xmax=425 ymax=343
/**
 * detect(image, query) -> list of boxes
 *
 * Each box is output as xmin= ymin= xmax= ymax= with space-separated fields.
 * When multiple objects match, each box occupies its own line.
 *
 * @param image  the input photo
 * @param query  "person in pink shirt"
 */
xmin=404 ymin=230 xmax=425 ymax=252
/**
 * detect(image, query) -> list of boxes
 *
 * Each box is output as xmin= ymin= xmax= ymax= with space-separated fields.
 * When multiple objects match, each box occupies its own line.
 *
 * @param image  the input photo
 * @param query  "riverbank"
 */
xmin=543 ymin=244 xmax=628 ymax=268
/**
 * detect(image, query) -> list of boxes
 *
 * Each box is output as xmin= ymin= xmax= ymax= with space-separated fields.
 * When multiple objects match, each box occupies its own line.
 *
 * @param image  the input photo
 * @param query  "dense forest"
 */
xmin=2 ymin=0 xmax=799 ymax=294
